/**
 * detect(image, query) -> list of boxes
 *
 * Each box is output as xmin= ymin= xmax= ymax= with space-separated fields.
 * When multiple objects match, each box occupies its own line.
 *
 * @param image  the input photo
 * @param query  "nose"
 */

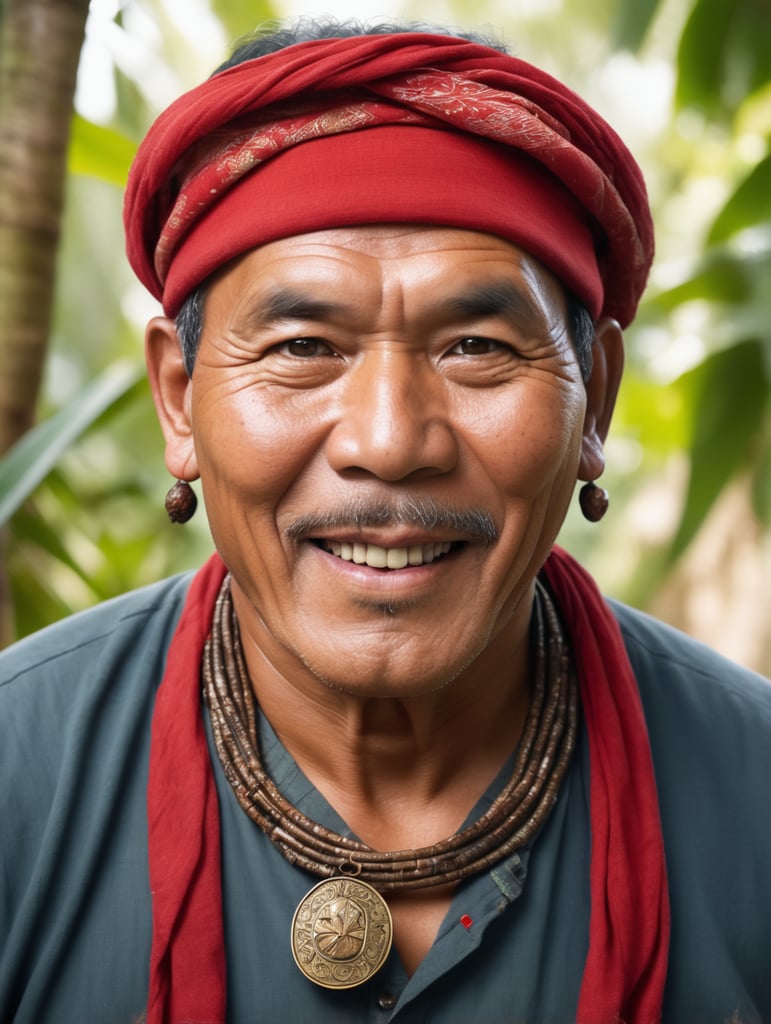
xmin=325 ymin=349 xmax=459 ymax=481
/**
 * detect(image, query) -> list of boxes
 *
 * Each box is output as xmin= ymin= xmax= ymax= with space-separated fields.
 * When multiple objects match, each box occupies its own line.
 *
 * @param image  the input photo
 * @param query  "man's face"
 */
xmin=155 ymin=226 xmax=615 ymax=699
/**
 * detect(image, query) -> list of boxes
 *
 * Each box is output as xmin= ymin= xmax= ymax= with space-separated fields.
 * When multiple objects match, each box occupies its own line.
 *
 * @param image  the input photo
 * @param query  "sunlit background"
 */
xmin=4 ymin=0 xmax=770 ymax=673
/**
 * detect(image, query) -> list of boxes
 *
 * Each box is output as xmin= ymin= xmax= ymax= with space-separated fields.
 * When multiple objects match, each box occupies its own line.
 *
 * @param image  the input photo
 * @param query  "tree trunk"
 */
xmin=0 ymin=0 xmax=91 ymax=643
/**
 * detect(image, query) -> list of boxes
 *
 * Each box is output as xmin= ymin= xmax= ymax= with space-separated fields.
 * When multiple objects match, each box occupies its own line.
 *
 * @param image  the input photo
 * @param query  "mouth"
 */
xmin=314 ymin=539 xmax=461 ymax=569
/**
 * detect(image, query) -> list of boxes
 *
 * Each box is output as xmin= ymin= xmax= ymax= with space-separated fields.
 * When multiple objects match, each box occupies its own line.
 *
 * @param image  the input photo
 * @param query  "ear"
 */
xmin=578 ymin=317 xmax=624 ymax=482
xmin=145 ymin=316 xmax=199 ymax=481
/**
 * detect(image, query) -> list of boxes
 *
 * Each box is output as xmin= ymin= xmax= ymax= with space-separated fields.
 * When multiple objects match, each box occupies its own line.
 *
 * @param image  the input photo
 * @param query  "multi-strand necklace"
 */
xmin=203 ymin=575 xmax=578 ymax=989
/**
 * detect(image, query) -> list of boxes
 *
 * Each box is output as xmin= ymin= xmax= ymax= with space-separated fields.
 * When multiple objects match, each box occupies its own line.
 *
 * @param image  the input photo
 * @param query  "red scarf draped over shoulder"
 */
xmin=146 ymin=548 xmax=669 ymax=1023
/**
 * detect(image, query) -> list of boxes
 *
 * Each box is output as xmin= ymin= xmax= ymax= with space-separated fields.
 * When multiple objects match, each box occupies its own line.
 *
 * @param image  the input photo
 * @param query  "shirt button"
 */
xmin=377 ymin=992 xmax=397 ymax=1010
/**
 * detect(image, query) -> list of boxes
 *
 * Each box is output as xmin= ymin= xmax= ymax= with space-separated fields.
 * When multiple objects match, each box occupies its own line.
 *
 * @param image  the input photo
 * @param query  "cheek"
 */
xmin=191 ymin=380 xmax=328 ymax=497
xmin=464 ymin=381 xmax=586 ymax=492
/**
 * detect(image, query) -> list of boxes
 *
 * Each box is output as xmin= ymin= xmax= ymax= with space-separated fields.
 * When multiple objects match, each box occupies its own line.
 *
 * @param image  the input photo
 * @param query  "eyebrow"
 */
xmin=248 ymin=288 xmax=349 ymax=326
xmin=245 ymin=279 xmax=548 ymax=332
xmin=441 ymin=280 xmax=547 ymax=332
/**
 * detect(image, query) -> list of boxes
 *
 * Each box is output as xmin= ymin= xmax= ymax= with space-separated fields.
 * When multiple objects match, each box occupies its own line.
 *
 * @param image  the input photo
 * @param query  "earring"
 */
xmin=165 ymin=480 xmax=197 ymax=523
xmin=579 ymin=481 xmax=608 ymax=522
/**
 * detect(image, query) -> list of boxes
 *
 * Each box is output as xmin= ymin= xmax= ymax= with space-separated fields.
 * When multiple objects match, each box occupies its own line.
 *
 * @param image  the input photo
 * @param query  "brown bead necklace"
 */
xmin=203 ymin=575 xmax=578 ymax=989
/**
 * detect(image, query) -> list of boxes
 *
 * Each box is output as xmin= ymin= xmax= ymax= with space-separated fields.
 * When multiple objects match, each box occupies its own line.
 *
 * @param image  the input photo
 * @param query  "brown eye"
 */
xmin=452 ymin=337 xmax=501 ymax=355
xmin=281 ymin=338 xmax=333 ymax=357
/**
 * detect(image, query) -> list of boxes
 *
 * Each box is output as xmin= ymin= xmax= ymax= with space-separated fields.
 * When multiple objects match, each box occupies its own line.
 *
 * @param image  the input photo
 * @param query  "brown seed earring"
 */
xmin=579 ymin=481 xmax=608 ymax=522
xmin=165 ymin=480 xmax=198 ymax=523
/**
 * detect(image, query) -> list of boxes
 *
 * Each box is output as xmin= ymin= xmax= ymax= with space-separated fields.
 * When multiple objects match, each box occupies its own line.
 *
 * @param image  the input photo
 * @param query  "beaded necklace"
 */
xmin=203 ymin=576 xmax=577 ymax=988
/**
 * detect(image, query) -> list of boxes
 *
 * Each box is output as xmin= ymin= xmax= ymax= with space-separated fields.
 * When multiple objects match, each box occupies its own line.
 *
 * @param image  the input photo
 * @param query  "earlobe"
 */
xmin=145 ymin=316 xmax=199 ymax=481
xmin=578 ymin=317 xmax=624 ymax=482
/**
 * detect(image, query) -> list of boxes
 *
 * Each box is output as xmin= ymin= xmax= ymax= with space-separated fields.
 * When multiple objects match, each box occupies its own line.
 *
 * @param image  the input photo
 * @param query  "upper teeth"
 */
xmin=325 ymin=540 xmax=452 ymax=569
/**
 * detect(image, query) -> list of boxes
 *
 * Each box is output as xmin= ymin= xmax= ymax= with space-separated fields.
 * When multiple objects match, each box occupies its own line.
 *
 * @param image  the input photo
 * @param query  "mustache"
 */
xmin=285 ymin=497 xmax=498 ymax=544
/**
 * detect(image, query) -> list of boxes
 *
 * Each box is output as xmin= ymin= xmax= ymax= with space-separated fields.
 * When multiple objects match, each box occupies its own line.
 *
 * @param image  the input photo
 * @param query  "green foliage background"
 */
xmin=2 ymin=0 xmax=770 ymax=671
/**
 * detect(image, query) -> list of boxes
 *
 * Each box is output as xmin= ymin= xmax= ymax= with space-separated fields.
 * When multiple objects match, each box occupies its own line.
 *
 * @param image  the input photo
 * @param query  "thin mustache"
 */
xmin=285 ymin=497 xmax=498 ymax=544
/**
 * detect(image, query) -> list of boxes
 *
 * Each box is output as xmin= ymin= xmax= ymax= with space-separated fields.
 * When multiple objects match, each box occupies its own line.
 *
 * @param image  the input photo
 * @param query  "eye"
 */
xmin=276 ymin=337 xmax=335 ymax=358
xmin=449 ymin=337 xmax=507 ymax=356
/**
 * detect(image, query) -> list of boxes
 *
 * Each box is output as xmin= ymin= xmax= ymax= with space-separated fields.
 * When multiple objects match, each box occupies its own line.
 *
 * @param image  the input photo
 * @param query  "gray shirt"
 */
xmin=1 ymin=570 xmax=769 ymax=1023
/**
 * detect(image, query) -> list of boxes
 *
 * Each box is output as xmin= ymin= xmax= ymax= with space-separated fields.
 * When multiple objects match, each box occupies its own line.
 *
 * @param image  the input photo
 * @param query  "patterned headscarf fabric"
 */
xmin=124 ymin=33 xmax=654 ymax=324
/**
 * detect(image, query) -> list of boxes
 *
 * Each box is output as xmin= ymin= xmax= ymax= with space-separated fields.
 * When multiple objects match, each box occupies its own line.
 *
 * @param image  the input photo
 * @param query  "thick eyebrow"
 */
xmin=247 ymin=287 xmax=349 ymax=326
xmin=244 ymin=280 xmax=549 ymax=333
xmin=441 ymin=280 xmax=548 ymax=333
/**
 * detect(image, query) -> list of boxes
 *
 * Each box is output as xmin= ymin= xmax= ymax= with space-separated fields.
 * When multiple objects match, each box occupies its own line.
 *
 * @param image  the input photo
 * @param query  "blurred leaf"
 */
xmin=751 ymin=424 xmax=771 ymax=524
xmin=733 ymin=1 xmax=771 ymax=100
xmin=0 ymin=362 xmax=144 ymax=526
xmin=11 ymin=501 xmax=107 ymax=596
xmin=676 ymin=0 xmax=735 ymax=113
xmin=615 ymin=369 xmax=690 ymax=454
xmin=68 ymin=115 xmax=137 ymax=186
xmin=669 ymin=339 xmax=768 ymax=560
xmin=210 ymin=0 xmax=277 ymax=48
xmin=648 ymin=250 xmax=755 ymax=311
xmin=707 ymin=153 xmax=771 ymax=244
xmin=676 ymin=0 xmax=771 ymax=116
xmin=8 ymin=557 xmax=79 ymax=638
xmin=613 ymin=0 xmax=661 ymax=51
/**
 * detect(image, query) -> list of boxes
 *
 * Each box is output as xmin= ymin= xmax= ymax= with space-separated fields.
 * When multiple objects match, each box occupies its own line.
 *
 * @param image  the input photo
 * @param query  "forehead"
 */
xmin=206 ymin=225 xmax=569 ymax=322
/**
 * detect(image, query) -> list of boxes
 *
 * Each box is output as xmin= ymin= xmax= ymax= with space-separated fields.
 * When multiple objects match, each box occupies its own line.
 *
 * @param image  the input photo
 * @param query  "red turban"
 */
xmin=124 ymin=33 xmax=654 ymax=325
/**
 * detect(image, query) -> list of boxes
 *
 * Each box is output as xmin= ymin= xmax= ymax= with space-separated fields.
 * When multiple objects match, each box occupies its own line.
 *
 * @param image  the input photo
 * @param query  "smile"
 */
xmin=318 ymin=540 xmax=455 ymax=569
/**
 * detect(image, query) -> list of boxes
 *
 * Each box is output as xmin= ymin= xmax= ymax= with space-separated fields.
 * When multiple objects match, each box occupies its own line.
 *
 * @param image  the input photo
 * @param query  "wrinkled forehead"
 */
xmin=200 ymin=224 xmax=571 ymax=338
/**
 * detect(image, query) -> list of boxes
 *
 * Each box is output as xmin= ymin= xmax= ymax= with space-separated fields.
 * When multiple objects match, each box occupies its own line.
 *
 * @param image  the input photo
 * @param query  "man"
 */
xmin=2 ymin=19 xmax=770 ymax=1024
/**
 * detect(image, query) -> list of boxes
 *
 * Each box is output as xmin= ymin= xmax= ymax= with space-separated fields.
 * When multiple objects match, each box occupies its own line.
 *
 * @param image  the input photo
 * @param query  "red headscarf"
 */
xmin=124 ymin=33 xmax=653 ymax=324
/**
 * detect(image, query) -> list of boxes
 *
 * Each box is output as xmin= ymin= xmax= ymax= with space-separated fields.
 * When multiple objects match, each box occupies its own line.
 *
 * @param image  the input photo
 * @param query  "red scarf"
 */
xmin=146 ymin=548 xmax=669 ymax=1023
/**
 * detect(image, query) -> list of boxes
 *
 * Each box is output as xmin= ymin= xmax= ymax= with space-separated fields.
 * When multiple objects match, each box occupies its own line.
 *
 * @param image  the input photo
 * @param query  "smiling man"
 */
xmin=2 ymin=19 xmax=771 ymax=1024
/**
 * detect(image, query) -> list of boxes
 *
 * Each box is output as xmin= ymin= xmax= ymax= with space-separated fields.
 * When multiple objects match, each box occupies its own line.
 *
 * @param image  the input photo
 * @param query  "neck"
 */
xmin=230 ymin=582 xmax=533 ymax=850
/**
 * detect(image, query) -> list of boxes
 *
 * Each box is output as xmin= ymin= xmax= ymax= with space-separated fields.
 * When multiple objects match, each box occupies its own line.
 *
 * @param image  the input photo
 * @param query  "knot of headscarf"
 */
xmin=125 ymin=33 xmax=653 ymax=323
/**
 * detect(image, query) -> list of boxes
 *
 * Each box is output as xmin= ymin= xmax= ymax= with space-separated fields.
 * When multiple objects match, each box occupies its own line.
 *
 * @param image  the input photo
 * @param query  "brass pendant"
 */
xmin=291 ymin=876 xmax=393 ymax=989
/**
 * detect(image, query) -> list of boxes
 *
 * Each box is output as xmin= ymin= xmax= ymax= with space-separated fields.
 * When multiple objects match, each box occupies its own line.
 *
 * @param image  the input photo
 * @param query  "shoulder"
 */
xmin=610 ymin=598 xmax=771 ymax=728
xmin=0 ymin=576 xmax=194 ymax=1020
xmin=610 ymin=599 xmax=771 ymax=879
xmin=0 ymin=573 xmax=195 ymax=775
xmin=609 ymin=605 xmax=771 ymax=1018
xmin=1 ymin=572 xmax=194 ymax=692
xmin=609 ymin=600 xmax=771 ymax=860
